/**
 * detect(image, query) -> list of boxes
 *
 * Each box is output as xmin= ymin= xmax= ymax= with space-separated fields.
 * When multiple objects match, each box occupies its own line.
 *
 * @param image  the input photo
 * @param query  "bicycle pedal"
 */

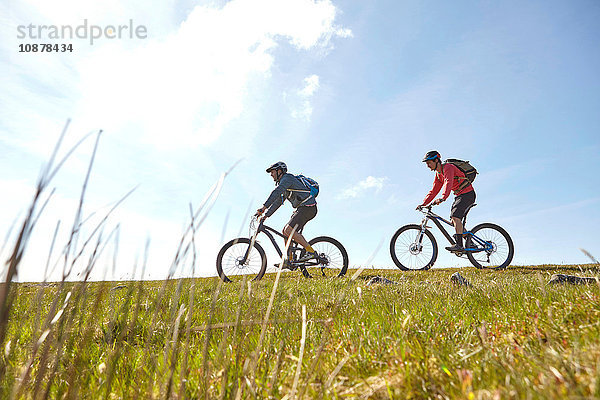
xmin=449 ymin=249 xmax=464 ymax=255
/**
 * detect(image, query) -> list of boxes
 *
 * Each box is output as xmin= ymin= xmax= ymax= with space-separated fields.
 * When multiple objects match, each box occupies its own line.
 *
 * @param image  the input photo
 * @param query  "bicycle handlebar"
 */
xmin=417 ymin=205 xmax=433 ymax=214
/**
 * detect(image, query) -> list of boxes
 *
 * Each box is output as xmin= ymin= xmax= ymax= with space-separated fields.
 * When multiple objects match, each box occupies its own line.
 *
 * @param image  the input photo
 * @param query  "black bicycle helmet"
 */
xmin=422 ymin=150 xmax=441 ymax=162
xmin=266 ymin=161 xmax=287 ymax=173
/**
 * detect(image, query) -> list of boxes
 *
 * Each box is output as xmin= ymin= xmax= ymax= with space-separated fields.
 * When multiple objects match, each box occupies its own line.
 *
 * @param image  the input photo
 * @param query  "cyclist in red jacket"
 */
xmin=417 ymin=150 xmax=476 ymax=252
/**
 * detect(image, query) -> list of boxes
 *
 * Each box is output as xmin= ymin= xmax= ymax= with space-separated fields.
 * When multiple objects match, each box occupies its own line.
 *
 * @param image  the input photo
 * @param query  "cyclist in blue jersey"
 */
xmin=255 ymin=161 xmax=318 ymax=265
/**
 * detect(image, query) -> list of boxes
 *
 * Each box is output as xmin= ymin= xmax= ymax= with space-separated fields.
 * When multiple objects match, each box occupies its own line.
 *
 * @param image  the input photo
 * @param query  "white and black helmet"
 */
xmin=266 ymin=161 xmax=287 ymax=173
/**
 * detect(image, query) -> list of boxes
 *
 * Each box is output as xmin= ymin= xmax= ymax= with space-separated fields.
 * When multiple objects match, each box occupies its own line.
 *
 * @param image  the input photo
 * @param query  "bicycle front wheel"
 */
xmin=465 ymin=223 xmax=514 ymax=270
xmin=307 ymin=236 xmax=349 ymax=277
xmin=390 ymin=224 xmax=438 ymax=271
xmin=216 ymin=238 xmax=267 ymax=282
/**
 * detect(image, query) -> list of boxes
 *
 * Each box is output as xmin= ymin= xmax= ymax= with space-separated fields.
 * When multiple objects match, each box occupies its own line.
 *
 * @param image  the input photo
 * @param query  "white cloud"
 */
xmin=2 ymin=0 xmax=351 ymax=152
xmin=337 ymin=176 xmax=388 ymax=199
xmin=74 ymin=0 xmax=347 ymax=148
xmin=289 ymin=74 xmax=320 ymax=120
xmin=300 ymin=75 xmax=320 ymax=97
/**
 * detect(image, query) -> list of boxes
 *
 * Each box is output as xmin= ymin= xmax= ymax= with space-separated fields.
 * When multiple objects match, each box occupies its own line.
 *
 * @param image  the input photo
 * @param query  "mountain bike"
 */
xmin=390 ymin=204 xmax=514 ymax=270
xmin=216 ymin=217 xmax=349 ymax=282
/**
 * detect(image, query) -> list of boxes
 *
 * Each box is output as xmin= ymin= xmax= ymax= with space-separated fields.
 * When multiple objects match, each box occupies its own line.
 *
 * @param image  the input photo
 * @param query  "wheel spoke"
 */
xmin=391 ymin=226 xmax=436 ymax=270
xmin=466 ymin=225 xmax=513 ymax=269
xmin=310 ymin=237 xmax=348 ymax=277
xmin=217 ymin=239 xmax=266 ymax=282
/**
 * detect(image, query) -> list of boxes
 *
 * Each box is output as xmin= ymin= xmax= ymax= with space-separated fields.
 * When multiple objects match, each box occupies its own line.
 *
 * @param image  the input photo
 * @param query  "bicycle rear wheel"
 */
xmin=216 ymin=238 xmax=267 ymax=282
xmin=465 ymin=223 xmax=514 ymax=270
xmin=390 ymin=224 xmax=437 ymax=271
xmin=304 ymin=236 xmax=349 ymax=277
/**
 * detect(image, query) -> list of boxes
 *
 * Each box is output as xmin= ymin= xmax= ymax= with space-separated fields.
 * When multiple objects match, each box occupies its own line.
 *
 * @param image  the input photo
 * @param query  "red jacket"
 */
xmin=422 ymin=163 xmax=474 ymax=206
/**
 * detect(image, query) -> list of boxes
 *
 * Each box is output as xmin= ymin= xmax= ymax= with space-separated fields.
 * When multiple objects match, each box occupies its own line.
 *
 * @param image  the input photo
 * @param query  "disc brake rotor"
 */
xmin=235 ymin=257 xmax=247 ymax=269
xmin=409 ymin=243 xmax=422 ymax=255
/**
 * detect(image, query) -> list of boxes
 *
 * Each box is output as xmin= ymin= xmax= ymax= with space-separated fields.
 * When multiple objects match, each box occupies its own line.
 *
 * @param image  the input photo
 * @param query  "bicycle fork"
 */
xmin=413 ymin=217 xmax=431 ymax=252
xmin=240 ymin=230 xmax=260 ymax=265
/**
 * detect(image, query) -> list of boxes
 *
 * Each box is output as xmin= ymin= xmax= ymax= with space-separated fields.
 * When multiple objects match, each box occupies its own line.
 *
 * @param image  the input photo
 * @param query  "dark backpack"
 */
xmin=445 ymin=159 xmax=477 ymax=191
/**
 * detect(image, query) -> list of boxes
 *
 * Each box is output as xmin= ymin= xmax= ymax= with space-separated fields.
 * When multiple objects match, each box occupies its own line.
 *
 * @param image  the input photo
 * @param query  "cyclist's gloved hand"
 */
xmin=432 ymin=198 xmax=444 ymax=206
xmin=255 ymin=206 xmax=266 ymax=217
xmin=416 ymin=205 xmax=423 ymax=211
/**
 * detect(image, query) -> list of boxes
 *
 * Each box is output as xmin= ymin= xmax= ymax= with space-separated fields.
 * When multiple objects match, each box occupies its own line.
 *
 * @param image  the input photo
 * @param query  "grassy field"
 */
xmin=1 ymin=265 xmax=599 ymax=399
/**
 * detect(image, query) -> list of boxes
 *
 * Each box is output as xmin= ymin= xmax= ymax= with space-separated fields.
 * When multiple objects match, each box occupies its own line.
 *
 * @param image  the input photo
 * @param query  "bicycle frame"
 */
xmin=418 ymin=206 xmax=493 ymax=254
xmin=421 ymin=208 xmax=455 ymax=244
xmin=254 ymin=222 xmax=294 ymax=259
xmin=240 ymin=220 xmax=322 ymax=267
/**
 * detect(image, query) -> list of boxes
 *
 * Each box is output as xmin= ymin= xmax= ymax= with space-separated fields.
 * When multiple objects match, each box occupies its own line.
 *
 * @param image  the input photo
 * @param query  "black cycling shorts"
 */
xmin=287 ymin=205 xmax=317 ymax=233
xmin=451 ymin=190 xmax=476 ymax=219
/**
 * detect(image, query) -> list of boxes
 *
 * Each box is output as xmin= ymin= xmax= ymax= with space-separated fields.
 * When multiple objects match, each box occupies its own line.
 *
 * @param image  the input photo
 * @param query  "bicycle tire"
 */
xmin=216 ymin=238 xmax=267 ymax=282
xmin=465 ymin=223 xmax=514 ymax=270
xmin=390 ymin=224 xmax=438 ymax=271
xmin=304 ymin=236 xmax=349 ymax=278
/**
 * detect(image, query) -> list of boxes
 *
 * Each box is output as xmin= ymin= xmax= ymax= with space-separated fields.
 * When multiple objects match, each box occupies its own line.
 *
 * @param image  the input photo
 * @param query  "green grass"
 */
xmin=1 ymin=265 xmax=599 ymax=399
xmin=3 ymin=123 xmax=598 ymax=399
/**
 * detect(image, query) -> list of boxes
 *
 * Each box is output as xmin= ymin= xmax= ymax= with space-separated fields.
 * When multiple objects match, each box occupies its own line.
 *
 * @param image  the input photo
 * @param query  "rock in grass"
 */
xmin=547 ymin=274 xmax=598 ymax=285
xmin=366 ymin=276 xmax=398 ymax=286
xmin=450 ymin=272 xmax=471 ymax=287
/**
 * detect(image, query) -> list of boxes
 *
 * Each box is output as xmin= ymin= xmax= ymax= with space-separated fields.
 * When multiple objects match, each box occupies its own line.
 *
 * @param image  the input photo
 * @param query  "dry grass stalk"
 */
xmin=289 ymin=304 xmax=307 ymax=400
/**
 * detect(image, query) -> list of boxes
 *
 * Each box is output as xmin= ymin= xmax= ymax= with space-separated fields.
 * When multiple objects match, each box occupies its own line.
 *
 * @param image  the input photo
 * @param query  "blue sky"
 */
xmin=1 ymin=0 xmax=599 ymax=281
